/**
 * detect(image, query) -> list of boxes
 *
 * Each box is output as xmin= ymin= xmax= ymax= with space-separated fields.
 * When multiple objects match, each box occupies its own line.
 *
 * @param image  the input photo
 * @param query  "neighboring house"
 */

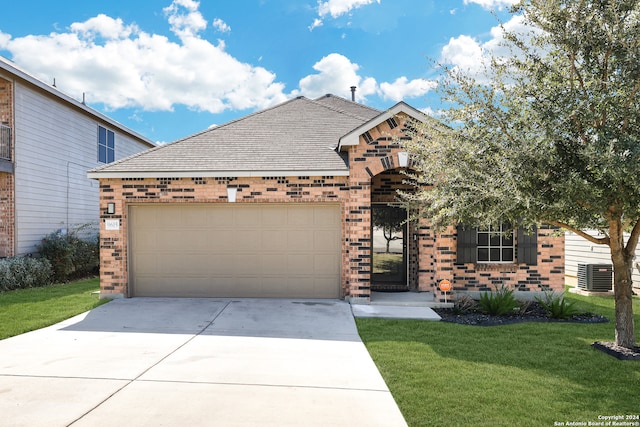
xmin=0 ymin=56 xmax=154 ymax=257
xmin=566 ymin=230 xmax=640 ymax=292
xmin=88 ymin=94 xmax=564 ymax=301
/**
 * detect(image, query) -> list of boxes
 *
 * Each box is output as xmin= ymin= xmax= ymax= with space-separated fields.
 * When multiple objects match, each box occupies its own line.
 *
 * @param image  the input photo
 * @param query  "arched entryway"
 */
xmin=370 ymin=169 xmax=419 ymax=291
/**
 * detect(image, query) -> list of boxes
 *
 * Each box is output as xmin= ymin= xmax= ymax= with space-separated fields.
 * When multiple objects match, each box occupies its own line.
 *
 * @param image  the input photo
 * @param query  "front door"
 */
xmin=371 ymin=204 xmax=407 ymax=291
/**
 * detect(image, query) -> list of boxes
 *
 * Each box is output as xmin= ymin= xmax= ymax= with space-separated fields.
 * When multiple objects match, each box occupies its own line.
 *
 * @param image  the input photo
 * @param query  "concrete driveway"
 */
xmin=0 ymin=298 xmax=407 ymax=427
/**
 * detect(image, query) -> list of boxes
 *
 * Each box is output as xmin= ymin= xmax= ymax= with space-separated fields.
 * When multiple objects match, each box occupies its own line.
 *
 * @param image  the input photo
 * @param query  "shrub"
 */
xmin=71 ymin=236 xmax=99 ymax=278
xmin=453 ymin=293 xmax=477 ymax=314
xmin=536 ymin=291 xmax=583 ymax=319
xmin=37 ymin=227 xmax=99 ymax=283
xmin=478 ymin=286 xmax=520 ymax=315
xmin=0 ymin=257 xmax=53 ymax=291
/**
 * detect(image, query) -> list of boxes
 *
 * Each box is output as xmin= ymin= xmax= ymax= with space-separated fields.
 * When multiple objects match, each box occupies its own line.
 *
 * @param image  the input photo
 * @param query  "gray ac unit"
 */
xmin=577 ymin=264 xmax=613 ymax=291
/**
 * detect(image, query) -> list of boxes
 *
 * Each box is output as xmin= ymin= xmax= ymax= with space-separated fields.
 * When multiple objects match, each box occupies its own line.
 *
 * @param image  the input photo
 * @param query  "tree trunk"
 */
xmin=609 ymin=228 xmax=637 ymax=348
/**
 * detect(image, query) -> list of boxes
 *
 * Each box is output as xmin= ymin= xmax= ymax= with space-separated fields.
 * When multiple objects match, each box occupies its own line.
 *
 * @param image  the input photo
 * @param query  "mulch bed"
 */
xmin=591 ymin=342 xmax=640 ymax=360
xmin=433 ymin=301 xmax=609 ymax=327
xmin=434 ymin=302 xmax=640 ymax=360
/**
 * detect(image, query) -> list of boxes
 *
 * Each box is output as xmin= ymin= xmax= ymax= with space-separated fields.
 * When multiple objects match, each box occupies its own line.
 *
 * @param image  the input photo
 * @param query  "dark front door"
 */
xmin=371 ymin=204 xmax=407 ymax=290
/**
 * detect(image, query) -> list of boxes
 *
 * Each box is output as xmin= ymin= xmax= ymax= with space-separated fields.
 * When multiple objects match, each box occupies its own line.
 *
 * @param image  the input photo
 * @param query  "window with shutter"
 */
xmin=456 ymin=223 xmax=537 ymax=265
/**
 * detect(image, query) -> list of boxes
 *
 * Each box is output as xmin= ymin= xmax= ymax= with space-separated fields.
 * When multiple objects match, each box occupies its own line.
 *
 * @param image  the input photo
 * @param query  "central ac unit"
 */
xmin=577 ymin=264 xmax=613 ymax=291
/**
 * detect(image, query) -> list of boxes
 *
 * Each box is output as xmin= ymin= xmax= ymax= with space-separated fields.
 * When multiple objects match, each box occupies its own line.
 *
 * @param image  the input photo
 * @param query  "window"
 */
xmin=386 ymin=117 xmax=398 ymax=129
xmin=477 ymin=224 xmax=514 ymax=263
xmin=98 ymin=126 xmax=115 ymax=163
xmin=457 ymin=224 xmax=537 ymax=265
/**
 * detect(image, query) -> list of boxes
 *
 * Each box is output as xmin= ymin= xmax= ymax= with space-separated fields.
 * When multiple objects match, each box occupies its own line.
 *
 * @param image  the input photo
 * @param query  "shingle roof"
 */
xmin=88 ymin=95 xmax=381 ymax=178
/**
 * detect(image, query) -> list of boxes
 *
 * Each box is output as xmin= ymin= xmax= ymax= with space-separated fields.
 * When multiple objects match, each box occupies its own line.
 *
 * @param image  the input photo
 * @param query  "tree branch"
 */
xmin=547 ymin=220 xmax=610 ymax=245
xmin=625 ymin=218 xmax=640 ymax=255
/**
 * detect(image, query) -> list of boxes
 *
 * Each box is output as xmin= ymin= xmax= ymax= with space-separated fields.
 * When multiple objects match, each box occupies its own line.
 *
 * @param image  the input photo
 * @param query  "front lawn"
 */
xmin=357 ymin=291 xmax=640 ymax=427
xmin=0 ymin=277 xmax=107 ymax=340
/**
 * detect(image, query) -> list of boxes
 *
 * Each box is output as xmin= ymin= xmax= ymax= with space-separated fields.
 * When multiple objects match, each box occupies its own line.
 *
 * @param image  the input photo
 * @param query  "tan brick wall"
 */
xmin=98 ymin=176 xmax=350 ymax=297
xmin=0 ymin=77 xmax=12 ymax=125
xmin=0 ymin=172 xmax=14 ymax=257
xmin=431 ymin=226 xmax=565 ymax=301
xmin=0 ymin=77 xmax=13 ymax=257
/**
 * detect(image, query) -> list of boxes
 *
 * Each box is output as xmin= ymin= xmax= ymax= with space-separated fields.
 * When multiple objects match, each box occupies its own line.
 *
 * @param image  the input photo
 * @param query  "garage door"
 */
xmin=129 ymin=204 xmax=341 ymax=298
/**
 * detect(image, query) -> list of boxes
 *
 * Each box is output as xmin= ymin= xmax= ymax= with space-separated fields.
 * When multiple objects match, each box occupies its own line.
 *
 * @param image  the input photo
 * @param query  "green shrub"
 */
xmin=37 ymin=227 xmax=98 ymax=283
xmin=0 ymin=257 xmax=53 ymax=291
xmin=536 ymin=291 xmax=583 ymax=319
xmin=71 ymin=236 xmax=99 ymax=278
xmin=478 ymin=286 xmax=520 ymax=315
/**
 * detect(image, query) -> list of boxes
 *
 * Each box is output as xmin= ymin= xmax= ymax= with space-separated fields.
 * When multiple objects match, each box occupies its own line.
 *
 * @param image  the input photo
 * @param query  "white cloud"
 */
xmin=309 ymin=18 xmax=323 ymax=31
xmin=311 ymin=0 xmax=380 ymax=31
xmin=379 ymin=77 xmax=437 ymax=102
xmin=212 ymin=18 xmax=231 ymax=33
xmin=69 ymin=14 xmax=137 ymax=40
xmin=1 ymin=0 xmax=287 ymax=114
xmin=294 ymin=53 xmax=377 ymax=101
xmin=463 ymin=0 xmax=518 ymax=10
xmin=294 ymin=53 xmax=432 ymax=103
xmin=318 ymin=0 xmax=380 ymax=18
xmin=163 ymin=0 xmax=207 ymax=39
xmin=439 ymin=15 xmax=537 ymax=78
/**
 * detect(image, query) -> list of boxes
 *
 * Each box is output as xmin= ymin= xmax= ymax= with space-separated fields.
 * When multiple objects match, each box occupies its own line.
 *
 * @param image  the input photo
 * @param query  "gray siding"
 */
xmin=13 ymin=83 xmax=150 ymax=255
xmin=566 ymin=230 xmax=640 ymax=289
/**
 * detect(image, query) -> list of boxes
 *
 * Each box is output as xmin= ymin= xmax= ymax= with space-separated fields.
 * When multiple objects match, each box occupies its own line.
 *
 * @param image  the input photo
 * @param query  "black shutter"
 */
xmin=517 ymin=226 xmax=538 ymax=265
xmin=456 ymin=224 xmax=477 ymax=264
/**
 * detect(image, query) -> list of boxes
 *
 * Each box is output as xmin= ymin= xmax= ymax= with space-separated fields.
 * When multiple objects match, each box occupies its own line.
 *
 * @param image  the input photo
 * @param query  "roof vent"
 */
xmin=350 ymin=86 xmax=356 ymax=102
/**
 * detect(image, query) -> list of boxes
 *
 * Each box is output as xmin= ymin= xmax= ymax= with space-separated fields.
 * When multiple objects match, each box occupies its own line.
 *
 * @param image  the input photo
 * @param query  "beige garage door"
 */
xmin=129 ymin=204 xmax=341 ymax=298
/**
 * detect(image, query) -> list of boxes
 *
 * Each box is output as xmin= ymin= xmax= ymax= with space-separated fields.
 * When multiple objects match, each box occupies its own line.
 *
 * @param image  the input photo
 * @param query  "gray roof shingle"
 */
xmin=89 ymin=95 xmax=381 ymax=178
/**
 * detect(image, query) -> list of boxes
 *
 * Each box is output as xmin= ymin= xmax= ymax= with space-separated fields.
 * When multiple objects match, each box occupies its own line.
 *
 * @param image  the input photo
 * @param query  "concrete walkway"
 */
xmin=351 ymin=291 xmax=443 ymax=320
xmin=0 ymin=298 xmax=407 ymax=427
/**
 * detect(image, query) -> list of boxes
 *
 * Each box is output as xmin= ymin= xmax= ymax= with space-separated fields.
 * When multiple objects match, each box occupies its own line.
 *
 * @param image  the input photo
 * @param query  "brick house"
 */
xmin=0 ymin=56 xmax=154 ymax=257
xmin=88 ymin=94 xmax=564 ymax=302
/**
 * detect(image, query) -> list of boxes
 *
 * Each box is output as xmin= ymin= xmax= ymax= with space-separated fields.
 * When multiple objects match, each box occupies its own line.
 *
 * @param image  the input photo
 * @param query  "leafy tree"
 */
xmin=402 ymin=0 xmax=639 ymax=348
xmin=372 ymin=206 xmax=405 ymax=253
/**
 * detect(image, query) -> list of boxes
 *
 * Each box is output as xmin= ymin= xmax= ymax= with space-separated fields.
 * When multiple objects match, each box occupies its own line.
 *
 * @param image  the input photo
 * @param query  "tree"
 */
xmin=402 ymin=0 xmax=640 ymax=348
xmin=372 ymin=206 xmax=405 ymax=253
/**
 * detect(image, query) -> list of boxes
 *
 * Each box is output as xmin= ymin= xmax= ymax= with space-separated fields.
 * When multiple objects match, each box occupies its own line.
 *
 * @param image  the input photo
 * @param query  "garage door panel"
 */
xmin=182 ymin=208 xmax=209 ymax=227
xmin=207 ymin=207 xmax=235 ymax=225
xmin=261 ymin=207 xmax=287 ymax=227
xmin=314 ymin=254 xmax=339 ymax=274
xmin=134 ymin=253 xmax=158 ymax=274
xmin=130 ymin=204 xmax=340 ymax=298
xmin=314 ymin=230 xmax=340 ymax=251
xmin=234 ymin=230 xmax=260 ymax=251
xmin=133 ymin=230 xmax=157 ymax=251
xmin=314 ymin=206 xmax=340 ymax=226
xmin=287 ymin=229 xmax=313 ymax=251
xmin=288 ymin=208 xmax=314 ymax=227
xmin=234 ymin=207 xmax=261 ymax=226
xmin=261 ymin=254 xmax=287 ymax=274
xmin=206 ymin=254 xmax=235 ymax=274
xmin=263 ymin=230 xmax=286 ymax=251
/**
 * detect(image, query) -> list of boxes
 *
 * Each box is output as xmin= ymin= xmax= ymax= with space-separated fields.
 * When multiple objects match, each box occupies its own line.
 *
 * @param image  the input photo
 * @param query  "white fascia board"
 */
xmin=87 ymin=169 xmax=350 ymax=180
xmin=338 ymin=101 xmax=430 ymax=151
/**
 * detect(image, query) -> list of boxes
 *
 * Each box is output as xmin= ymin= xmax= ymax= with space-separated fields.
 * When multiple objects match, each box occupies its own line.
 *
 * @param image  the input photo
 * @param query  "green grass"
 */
xmin=0 ymin=277 xmax=108 ymax=340
xmin=357 ymin=291 xmax=640 ymax=427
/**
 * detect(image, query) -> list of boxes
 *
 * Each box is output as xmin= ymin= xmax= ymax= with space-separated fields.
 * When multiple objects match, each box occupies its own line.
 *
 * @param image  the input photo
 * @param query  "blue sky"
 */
xmin=0 ymin=0 xmax=519 ymax=143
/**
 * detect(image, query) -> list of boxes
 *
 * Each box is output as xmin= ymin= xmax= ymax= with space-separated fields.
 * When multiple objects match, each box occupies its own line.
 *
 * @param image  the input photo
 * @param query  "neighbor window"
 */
xmin=477 ymin=224 xmax=514 ymax=263
xmin=98 ymin=126 xmax=115 ymax=163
